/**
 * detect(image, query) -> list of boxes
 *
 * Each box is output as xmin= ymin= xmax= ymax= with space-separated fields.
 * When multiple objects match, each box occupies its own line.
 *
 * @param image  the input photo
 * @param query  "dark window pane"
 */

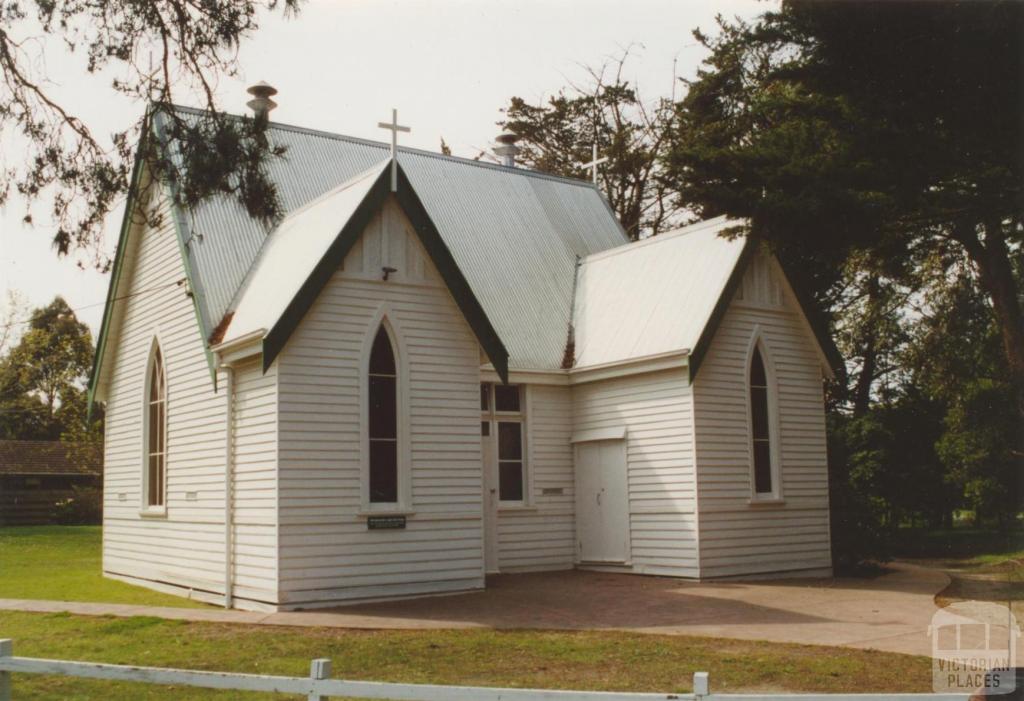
xmin=750 ymin=346 xmax=767 ymax=387
xmin=369 ymin=440 xmax=398 ymax=502
xmin=149 ymin=401 xmax=159 ymax=453
xmin=494 ymin=384 xmax=520 ymax=412
xmin=498 ymin=422 xmax=522 ymax=460
xmin=369 ymin=327 xmax=396 ymax=375
xmin=499 ymin=461 xmax=523 ymax=501
xmin=150 ymin=349 xmax=163 ymax=397
xmin=148 ymin=454 xmax=162 ymax=506
xmin=481 ymin=421 xmax=490 ymax=436
xmin=480 ymin=384 xmax=489 ymax=411
xmin=369 ymin=376 xmax=397 ymax=439
xmin=750 ymin=387 xmax=769 ymax=439
xmin=753 ymin=440 xmax=773 ymax=494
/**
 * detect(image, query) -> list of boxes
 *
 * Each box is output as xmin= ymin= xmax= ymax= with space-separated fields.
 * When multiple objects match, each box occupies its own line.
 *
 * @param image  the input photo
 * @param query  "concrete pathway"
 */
xmin=0 ymin=563 xmax=949 ymax=657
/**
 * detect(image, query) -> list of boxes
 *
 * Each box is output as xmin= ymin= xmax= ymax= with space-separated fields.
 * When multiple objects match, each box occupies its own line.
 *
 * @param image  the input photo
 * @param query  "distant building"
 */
xmin=0 ymin=440 xmax=102 ymax=526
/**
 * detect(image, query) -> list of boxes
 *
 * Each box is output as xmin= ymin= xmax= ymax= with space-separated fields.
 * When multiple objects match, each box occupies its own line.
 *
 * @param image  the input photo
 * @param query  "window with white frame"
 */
xmin=481 ymin=383 xmax=525 ymax=503
xmin=145 ymin=343 xmax=167 ymax=508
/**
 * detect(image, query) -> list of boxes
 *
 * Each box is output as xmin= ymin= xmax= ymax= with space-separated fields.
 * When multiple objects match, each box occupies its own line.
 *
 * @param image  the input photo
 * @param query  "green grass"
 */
xmin=891 ymin=525 xmax=1024 ymax=561
xmin=0 ymin=526 xmax=207 ymax=608
xmin=0 ymin=610 xmax=933 ymax=700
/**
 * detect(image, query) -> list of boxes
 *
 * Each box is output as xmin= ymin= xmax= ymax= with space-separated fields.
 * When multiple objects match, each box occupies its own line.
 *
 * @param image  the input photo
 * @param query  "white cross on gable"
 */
xmin=378 ymin=108 xmax=411 ymax=192
xmin=582 ymin=143 xmax=608 ymax=185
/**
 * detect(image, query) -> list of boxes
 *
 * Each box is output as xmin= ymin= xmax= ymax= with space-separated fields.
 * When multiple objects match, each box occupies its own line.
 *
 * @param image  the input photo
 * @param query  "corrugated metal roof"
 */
xmin=166 ymin=106 xmax=627 ymax=369
xmin=223 ymin=161 xmax=390 ymax=345
xmin=573 ymin=216 xmax=747 ymax=368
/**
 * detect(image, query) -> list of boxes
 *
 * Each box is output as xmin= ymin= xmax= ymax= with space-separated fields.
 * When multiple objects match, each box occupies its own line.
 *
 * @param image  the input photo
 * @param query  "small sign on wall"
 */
xmin=367 ymin=515 xmax=406 ymax=530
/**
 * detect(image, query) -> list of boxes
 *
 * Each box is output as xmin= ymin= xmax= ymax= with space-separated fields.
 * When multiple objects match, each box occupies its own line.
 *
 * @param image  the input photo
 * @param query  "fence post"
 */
xmin=308 ymin=658 xmax=332 ymax=701
xmin=692 ymin=671 xmax=709 ymax=700
xmin=0 ymin=639 xmax=12 ymax=701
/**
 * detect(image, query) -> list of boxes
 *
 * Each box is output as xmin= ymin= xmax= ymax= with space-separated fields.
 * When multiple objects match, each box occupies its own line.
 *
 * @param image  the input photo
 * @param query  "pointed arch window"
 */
xmin=749 ymin=345 xmax=775 ymax=496
xmin=145 ymin=344 xmax=167 ymax=508
xmin=368 ymin=326 xmax=398 ymax=503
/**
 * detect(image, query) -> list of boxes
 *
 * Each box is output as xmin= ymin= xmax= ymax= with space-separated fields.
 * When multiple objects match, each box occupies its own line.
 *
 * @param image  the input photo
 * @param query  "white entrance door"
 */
xmin=574 ymin=439 xmax=629 ymax=563
xmin=482 ymin=422 xmax=499 ymax=573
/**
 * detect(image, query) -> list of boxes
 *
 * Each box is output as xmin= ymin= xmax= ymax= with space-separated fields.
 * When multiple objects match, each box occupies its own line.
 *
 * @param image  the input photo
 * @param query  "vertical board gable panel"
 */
xmin=276 ymin=199 xmax=484 ymax=607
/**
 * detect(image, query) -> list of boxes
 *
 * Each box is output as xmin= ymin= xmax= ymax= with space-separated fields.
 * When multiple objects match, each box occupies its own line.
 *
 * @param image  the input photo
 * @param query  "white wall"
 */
xmin=275 ymin=197 xmax=485 ymax=607
xmin=496 ymin=384 xmax=576 ymax=572
xmin=570 ymin=369 xmax=699 ymax=577
xmin=229 ymin=358 xmax=279 ymax=605
xmin=101 ymin=195 xmax=231 ymax=599
xmin=692 ymin=251 xmax=832 ymax=578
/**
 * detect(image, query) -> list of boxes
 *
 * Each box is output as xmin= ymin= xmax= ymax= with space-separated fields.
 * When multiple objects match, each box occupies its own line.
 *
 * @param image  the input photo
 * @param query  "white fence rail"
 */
xmin=0 ymin=639 xmax=971 ymax=701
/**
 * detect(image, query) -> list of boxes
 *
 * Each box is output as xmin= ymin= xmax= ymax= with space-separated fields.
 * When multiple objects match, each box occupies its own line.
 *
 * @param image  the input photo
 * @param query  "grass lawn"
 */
xmin=0 ymin=610 xmax=933 ymax=700
xmin=892 ymin=525 xmax=1023 ymax=619
xmin=0 ymin=526 xmax=207 ymax=608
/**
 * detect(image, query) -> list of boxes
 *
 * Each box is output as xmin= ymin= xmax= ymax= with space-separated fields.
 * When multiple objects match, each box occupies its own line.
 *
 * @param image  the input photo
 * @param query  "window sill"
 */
xmin=139 ymin=507 xmax=167 ymax=518
xmin=747 ymin=497 xmax=785 ymax=507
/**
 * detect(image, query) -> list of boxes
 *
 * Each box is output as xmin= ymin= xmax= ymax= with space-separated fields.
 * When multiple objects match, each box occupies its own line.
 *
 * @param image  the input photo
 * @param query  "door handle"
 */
xmin=596 ymin=492 xmax=602 ymax=506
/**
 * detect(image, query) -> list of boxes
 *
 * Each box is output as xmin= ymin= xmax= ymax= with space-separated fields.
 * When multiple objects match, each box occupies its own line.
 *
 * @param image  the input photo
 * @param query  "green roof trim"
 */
xmin=88 ymin=109 xmax=219 ymax=410
xmin=261 ymin=162 xmax=510 ymax=383
xmin=687 ymin=239 xmax=843 ymax=383
xmin=86 ymin=134 xmax=146 ymax=411
xmin=152 ymin=110 xmax=219 ymax=389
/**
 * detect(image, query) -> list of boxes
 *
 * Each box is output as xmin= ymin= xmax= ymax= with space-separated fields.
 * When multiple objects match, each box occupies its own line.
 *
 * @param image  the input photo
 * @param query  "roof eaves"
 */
xmin=87 ymin=121 xmax=149 ymax=410
xmin=687 ymin=237 xmax=756 ymax=383
xmin=260 ymin=161 xmax=510 ymax=383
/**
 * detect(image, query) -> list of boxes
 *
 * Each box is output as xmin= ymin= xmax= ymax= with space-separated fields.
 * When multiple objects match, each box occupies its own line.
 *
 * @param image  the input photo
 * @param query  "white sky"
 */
xmin=0 ymin=0 xmax=767 ymax=338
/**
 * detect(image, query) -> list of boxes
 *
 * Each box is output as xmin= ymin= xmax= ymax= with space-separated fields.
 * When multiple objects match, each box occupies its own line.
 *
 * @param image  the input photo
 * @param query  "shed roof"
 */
xmin=162 ymin=107 xmax=627 ymax=370
xmin=0 ymin=441 xmax=102 ymax=476
xmin=573 ymin=217 xmax=747 ymax=368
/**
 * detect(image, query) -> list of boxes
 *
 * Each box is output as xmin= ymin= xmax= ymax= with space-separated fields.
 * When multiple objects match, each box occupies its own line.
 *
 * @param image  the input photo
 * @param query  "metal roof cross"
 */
xmin=378 ymin=108 xmax=411 ymax=192
xmin=582 ymin=143 xmax=608 ymax=185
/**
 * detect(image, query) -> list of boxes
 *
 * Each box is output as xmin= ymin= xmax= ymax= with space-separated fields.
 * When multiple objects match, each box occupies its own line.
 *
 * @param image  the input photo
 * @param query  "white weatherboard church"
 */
xmin=90 ymin=85 xmax=842 ymax=611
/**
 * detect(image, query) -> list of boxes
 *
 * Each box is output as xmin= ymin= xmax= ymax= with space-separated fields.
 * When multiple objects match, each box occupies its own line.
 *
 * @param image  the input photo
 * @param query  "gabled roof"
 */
xmin=573 ymin=217 xmax=748 ymax=369
xmin=162 ymin=106 xmax=627 ymax=371
xmin=572 ymin=216 xmax=842 ymax=380
xmin=222 ymin=159 xmax=511 ymax=380
xmin=0 ymin=441 xmax=102 ymax=476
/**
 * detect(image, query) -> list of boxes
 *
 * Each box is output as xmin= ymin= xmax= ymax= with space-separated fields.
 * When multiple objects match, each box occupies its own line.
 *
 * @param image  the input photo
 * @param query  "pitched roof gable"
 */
xmin=572 ymin=216 xmax=842 ymax=380
xmin=222 ymin=160 xmax=510 ymax=381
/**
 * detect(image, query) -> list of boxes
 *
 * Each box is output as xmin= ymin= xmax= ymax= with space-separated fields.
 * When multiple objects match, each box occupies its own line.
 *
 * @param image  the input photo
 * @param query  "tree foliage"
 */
xmin=0 ymin=296 xmax=98 ymax=445
xmin=500 ymin=50 xmax=683 ymax=239
xmin=0 ymin=0 xmax=299 ymax=267
xmin=667 ymin=1 xmax=1024 ymax=409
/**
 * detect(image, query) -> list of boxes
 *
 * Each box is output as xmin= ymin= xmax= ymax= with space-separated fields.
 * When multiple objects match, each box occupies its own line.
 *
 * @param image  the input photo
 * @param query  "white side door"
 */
xmin=575 ymin=439 xmax=629 ymax=563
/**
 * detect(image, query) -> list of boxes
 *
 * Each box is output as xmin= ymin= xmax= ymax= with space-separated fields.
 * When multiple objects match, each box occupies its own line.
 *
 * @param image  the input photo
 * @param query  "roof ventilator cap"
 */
xmin=494 ymin=131 xmax=521 ymax=168
xmin=246 ymin=81 xmax=278 ymax=119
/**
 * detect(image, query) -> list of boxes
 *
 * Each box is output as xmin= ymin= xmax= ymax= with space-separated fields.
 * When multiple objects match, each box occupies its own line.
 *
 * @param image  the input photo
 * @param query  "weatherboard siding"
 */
xmin=101 ymin=196 xmax=231 ymax=597
xmin=570 ymin=369 xmax=699 ymax=577
xmin=275 ymin=198 xmax=485 ymax=606
xmin=496 ymin=384 xmax=576 ymax=572
xmin=229 ymin=358 xmax=279 ymax=604
xmin=693 ymin=253 xmax=832 ymax=578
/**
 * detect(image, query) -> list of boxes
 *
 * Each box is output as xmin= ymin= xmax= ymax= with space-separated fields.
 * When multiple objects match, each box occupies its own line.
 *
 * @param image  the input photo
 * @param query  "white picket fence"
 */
xmin=0 ymin=639 xmax=972 ymax=701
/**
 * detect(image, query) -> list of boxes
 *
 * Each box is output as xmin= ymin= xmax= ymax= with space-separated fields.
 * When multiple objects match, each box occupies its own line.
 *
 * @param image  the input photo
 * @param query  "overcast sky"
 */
xmin=0 ymin=0 xmax=767 ymax=338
